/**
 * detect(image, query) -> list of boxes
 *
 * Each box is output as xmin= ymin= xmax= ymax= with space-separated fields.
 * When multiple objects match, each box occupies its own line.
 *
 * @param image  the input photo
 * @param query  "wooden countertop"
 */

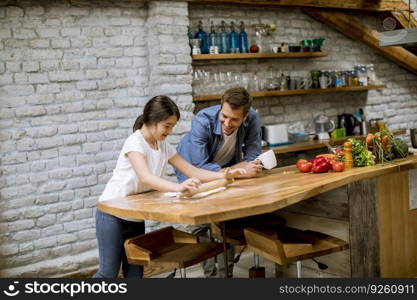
xmin=98 ymin=155 xmax=417 ymax=225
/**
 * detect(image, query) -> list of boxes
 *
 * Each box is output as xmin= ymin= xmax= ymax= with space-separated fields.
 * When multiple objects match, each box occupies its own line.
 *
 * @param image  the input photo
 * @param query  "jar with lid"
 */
xmin=341 ymin=71 xmax=348 ymax=87
xmin=357 ymin=65 xmax=368 ymax=86
xmin=334 ymin=70 xmax=343 ymax=87
xmin=348 ymin=70 xmax=359 ymax=86
xmin=367 ymin=64 xmax=377 ymax=85
xmin=329 ymin=70 xmax=336 ymax=88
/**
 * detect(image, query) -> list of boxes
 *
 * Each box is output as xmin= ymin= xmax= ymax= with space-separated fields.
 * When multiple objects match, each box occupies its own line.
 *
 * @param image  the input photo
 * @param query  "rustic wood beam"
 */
xmin=390 ymin=10 xmax=417 ymax=28
xmin=191 ymin=0 xmax=410 ymax=12
xmin=303 ymin=8 xmax=417 ymax=75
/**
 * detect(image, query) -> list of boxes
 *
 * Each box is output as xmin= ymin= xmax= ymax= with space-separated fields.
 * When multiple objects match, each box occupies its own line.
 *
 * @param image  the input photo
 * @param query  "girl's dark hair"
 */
xmin=133 ymin=95 xmax=180 ymax=132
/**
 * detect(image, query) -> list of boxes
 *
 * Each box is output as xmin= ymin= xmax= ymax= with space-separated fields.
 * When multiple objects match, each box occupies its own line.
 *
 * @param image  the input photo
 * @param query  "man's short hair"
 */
xmin=221 ymin=87 xmax=252 ymax=115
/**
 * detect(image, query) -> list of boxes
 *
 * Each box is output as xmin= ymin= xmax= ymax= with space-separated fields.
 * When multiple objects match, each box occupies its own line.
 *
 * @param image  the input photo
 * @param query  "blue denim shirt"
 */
xmin=175 ymin=105 xmax=262 ymax=183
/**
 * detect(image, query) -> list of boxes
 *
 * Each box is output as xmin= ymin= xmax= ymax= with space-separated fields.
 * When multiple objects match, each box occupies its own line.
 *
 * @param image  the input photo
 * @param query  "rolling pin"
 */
xmin=180 ymin=178 xmax=233 ymax=198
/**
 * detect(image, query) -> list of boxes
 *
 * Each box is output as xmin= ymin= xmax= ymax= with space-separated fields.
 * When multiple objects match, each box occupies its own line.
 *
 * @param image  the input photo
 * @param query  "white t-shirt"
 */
xmin=212 ymin=130 xmax=237 ymax=167
xmin=99 ymin=130 xmax=177 ymax=204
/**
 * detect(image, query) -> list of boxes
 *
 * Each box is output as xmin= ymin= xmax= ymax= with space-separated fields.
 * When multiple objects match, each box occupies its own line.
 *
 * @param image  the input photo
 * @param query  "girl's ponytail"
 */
xmin=133 ymin=115 xmax=144 ymax=132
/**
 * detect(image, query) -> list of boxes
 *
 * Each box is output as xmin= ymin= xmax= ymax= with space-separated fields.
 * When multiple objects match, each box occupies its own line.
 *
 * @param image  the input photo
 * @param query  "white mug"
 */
xmin=302 ymin=78 xmax=313 ymax=89
xmin=256 ymin=150 xmax=277 ymax=170
xmin=319 ymin=76 xmax=332 ymax=89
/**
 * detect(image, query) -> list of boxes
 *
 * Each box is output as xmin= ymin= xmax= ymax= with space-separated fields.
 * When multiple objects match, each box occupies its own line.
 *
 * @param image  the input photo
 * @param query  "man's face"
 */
xmin=219 ymin=102 xmax=248 ymax=136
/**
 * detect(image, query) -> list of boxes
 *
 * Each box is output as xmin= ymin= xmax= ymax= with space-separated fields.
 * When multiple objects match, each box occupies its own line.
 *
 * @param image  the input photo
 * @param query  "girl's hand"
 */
xmin=224 ymin=167 xmax=247 ymax=179
xmin=176 ymin=177 xmax=201 ymax=193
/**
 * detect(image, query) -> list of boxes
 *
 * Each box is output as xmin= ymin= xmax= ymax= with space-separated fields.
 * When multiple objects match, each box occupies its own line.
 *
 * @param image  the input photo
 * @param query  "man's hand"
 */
xmin=230 ymin=160 xmax=263 ymax=178
xmin=223 ymin=167 xmax=247 ymax=180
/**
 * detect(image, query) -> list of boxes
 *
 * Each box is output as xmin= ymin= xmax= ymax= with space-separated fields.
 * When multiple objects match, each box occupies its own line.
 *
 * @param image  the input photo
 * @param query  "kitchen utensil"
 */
xmin=337 ymin=113 xmax=356 ymax=136
xmin=411 ymin=128 xmax=417 ymax=148
xmin=299 ymin=77 xmax=312 ymax=89
xmin=319 ymin=76 xmax=332 ymax=89
xmin=180 ymin=178 xmax=232 ymax=198
xmin=310 ymin=70 xmax=321 ymax=88
xmin=314 ymin=113 xmax=336 ymax=140
xmin=190 ymin=39 xmax=202 ymax=55
xmin=289 ymin=132 xmax=310 ymax=143
xmin=263 ymin=124 xmax=289 ymax=146
xmin=369 ymin=118 xmax=384 ymax=134
xmin=312 ymin=38 xmax=325 ymax=51
xmin=257 ymin=150 xmax=277 ymax=170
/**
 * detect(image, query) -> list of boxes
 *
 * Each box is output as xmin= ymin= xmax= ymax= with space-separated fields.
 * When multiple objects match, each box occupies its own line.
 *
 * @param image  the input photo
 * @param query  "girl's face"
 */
xmin=151 ymin=115 xmax=178 ymax=141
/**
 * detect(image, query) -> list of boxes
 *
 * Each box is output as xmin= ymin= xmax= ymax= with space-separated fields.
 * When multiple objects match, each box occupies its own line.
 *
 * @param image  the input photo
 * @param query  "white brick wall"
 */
xmin=0 ymin=0 xmax=191 ymax=277
xmin=1 ymin=0 xmax=416 ymax=278
xmin=190 ymin=4 xmax=417 ymax=135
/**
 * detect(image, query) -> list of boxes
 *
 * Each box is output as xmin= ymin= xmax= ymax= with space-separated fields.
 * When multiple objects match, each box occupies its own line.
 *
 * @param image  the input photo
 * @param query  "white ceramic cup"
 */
xmin=256 ymin=150 xmax=277 ymax=170
xmin=319 ymin=76 xmax=332 ymax=89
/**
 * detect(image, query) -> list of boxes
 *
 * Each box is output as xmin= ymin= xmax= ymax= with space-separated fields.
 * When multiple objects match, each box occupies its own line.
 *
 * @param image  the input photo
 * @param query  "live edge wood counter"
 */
xmin=98 ymin=155 xmax=417 ymax=225
xmin=98 ymin=155 xmax=417 ymax=277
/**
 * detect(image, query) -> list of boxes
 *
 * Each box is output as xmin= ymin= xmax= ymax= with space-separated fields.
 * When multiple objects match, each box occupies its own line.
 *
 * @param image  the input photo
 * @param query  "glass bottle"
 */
xmin=239 ymin=21 xmax=249 ymax=53
xmin=208 ymin=21 xmax=218 ymax=54
xmin=219 ymin=21 xmax=229 ymax=54
xmin=195 ymin=21 xmax=209 ymax=54
xmin=229 ymin=21 xmax=239 ymax=53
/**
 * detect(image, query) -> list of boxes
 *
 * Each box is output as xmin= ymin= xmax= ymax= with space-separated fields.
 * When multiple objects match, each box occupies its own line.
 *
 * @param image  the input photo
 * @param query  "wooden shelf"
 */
xmin=266 ymin=129 xmax=406 ymax=155
xmin=193 ymin=85 xmax=387 ymax=102
xmin=192 ymin=52 xmax=328 ymax=61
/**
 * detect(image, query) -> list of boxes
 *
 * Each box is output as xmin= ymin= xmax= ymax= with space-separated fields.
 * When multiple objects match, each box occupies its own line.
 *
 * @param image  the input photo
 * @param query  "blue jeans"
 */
xmin=93 ymin=210 xmax=145 ymax=278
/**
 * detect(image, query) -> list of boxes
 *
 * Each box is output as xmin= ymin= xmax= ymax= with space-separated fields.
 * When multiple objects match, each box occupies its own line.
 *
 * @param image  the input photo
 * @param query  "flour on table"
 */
xmin=162 ymin=187 xmax=226 ymax=199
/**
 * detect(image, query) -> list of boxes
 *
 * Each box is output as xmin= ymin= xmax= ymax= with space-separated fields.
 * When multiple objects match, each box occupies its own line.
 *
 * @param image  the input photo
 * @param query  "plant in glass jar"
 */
xmin=251 ymin=24 xmax=277 ymax=53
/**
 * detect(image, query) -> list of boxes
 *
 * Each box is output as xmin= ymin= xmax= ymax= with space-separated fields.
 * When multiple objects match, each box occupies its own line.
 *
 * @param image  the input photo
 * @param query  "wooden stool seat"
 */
xmin=125 ymin=226 xmax=225 ymax=271
xmin=244 ymin=226 xmax=349 ymax=266
xmin=211 ymin=213 xmax=287 ymax=246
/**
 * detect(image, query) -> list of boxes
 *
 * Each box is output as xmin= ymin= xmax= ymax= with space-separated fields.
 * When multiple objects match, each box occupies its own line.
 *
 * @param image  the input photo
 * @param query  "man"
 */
xmin=175 ymin=87 xmax=263 ymax=277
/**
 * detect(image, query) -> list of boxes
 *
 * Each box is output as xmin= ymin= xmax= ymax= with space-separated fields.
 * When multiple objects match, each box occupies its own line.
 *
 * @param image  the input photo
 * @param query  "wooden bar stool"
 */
xmin=210 ymin=214 xmax=287 ymax=277
xmin=244 ymin=226 xmax=349 ymax=278
xmin=124 ymin=226 xmax=225 ymax=278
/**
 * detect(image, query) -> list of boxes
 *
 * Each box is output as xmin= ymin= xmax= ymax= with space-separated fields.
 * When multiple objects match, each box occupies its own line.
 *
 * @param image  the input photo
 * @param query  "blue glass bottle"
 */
xmin=229 ymin=21 xmax=239 ymax=53
xmin=195 ymin=21 xmax=209 ymax=54
xmin=239 ymin=21 xmax=249 ymax=53
xmin=208 ymin=21 xmax=218 ymax=53
xmin=219 ymin=20 xmax=229 ymax=54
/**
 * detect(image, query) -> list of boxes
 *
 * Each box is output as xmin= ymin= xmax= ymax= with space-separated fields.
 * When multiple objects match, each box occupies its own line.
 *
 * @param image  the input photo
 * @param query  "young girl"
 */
xmin=93 ymin=95 xmax=244 ymax=278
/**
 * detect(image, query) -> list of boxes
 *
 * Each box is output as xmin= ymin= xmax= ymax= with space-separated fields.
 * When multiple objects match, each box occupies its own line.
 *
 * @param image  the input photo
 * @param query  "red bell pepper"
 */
xmin=311 ymin=157 xmax=331 ymax=173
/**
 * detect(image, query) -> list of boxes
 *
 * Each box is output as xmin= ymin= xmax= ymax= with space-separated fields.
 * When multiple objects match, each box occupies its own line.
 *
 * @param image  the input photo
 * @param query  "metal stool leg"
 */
xmin=254 ymin=253 xmax=260 ymax=267
xmin=296 ymin=261 xmax=302 ymax=278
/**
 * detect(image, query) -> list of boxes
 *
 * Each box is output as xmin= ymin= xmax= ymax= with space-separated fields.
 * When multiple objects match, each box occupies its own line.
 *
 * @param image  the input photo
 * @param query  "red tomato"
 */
xmin=332 ymin=161 xmax=345 ymax=172
xmin=296 ymin=159 xmax=308 ymax=169
xmin=298 ymin=161 xmax=313 ymax=173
